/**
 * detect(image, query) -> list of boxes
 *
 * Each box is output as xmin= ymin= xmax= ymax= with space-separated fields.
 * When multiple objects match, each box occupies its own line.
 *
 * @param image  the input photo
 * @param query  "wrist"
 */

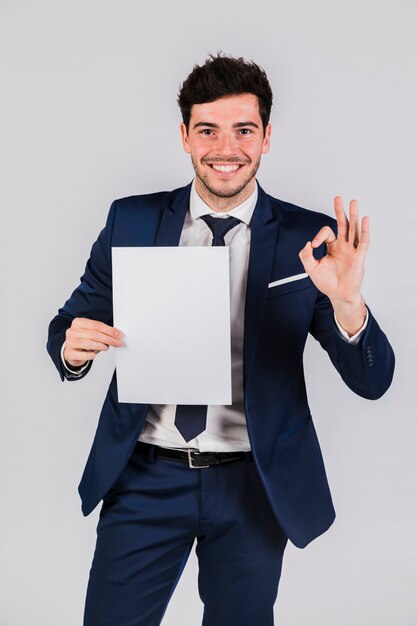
xmin=331 ymin=295 xmax=367 ymax=337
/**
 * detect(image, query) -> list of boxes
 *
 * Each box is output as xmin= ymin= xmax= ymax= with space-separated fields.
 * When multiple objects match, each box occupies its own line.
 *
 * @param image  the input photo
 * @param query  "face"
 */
xmin=180 ymin=93 xmax=271 ymax=203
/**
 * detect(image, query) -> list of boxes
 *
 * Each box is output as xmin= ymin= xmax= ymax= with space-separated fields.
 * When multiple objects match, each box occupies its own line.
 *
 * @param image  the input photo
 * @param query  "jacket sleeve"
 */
xmin=309 ymin=289 xmax=395 ymax=400
xmin=46 ymin=200 xmax=117 ymax=382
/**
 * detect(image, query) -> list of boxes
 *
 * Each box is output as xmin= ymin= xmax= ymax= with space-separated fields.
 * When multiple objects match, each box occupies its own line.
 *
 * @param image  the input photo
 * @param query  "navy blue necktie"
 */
xmin=174 ymin=214 xmax=241 ymax=443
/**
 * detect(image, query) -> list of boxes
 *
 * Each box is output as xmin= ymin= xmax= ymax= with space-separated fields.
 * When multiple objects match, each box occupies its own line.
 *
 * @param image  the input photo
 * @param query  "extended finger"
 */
xmin=348 ymin=199 xmax=359 ymax=246
xmin=64 ymin=348 xmax=97 ymax=362
xmin=71 ymin=317 xmax=123 ymax=339
xmin=311 ymin=226 xmax=337 ymax=248
xmin=334 ymin=196 xmax=348 ymax=241
xmin=71 ymin=337 xmax=112 ymax=352
xmin=67 ymin=327 xmax=122 ymax=347
xmin=357 ymin=215 xmax=370 ymax=256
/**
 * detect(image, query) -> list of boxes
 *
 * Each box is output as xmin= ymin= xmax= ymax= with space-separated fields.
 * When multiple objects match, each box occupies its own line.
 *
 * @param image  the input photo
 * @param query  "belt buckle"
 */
xmin=187 ymin=449 xmax=210 ymax=469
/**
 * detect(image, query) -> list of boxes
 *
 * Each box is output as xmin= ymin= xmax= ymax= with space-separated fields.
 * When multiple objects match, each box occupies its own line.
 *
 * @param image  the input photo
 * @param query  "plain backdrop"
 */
xmin=1 ymin=1 xmax=416 ymax=624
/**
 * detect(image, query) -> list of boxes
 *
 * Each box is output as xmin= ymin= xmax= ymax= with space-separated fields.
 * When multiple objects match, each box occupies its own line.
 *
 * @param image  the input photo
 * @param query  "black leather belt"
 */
xmin=135 ymin=441 xmax=253 ymax=468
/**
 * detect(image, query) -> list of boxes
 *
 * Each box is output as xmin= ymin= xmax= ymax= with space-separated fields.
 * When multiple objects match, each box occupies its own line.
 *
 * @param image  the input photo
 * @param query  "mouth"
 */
xmin=206 ymin=163 xmax=245 ymax=177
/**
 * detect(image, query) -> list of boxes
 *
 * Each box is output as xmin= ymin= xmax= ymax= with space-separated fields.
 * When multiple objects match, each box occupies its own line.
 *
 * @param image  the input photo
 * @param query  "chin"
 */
xmin=207 ymin=186 xmax=247 ymax=198
xmin=201 ymin=175 xmax=255 ymax=199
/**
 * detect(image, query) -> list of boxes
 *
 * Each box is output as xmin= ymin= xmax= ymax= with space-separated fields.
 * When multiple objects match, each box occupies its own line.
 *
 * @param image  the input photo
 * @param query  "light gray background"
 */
xmin=1 ymin=0 xmax=416 ymax=624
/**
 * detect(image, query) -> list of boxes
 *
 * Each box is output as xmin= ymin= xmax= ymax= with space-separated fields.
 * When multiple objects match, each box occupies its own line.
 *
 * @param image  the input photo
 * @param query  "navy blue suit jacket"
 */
xmin=47 ymin=180 xmax=395 ymax=548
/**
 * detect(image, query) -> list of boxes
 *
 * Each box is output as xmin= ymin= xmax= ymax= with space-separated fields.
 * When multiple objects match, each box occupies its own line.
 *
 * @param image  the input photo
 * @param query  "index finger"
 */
xmin=72 ymin=317 xmax=123 ymax=338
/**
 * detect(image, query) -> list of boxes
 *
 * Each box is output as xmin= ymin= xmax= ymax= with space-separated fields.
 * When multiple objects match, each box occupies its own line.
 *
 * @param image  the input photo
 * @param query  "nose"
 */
xmin=214 ymin=133 xmax=237 ymax=158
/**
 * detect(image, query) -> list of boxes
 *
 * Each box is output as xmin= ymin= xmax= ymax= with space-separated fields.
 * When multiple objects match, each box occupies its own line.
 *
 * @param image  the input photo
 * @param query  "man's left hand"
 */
xmin=299 ymin=196 xmax=369 ymax=336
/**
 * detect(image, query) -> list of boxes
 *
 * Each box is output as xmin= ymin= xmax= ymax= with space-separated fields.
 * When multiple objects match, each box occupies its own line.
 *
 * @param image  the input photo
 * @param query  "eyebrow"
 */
xmin=192 ymin=121 xmax=260 ymax=130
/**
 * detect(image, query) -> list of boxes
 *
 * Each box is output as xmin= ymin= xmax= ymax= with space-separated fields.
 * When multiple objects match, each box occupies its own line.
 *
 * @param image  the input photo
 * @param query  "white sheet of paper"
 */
xmin=112 ymin=247 xmax=232 ymax=405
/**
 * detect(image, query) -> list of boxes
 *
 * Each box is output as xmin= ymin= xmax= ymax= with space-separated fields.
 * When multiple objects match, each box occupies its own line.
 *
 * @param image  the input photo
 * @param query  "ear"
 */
xmin=180 ymin=123 xmax=191 ymax=154
xmin=261 ymin=124 xmax=272 ymax=155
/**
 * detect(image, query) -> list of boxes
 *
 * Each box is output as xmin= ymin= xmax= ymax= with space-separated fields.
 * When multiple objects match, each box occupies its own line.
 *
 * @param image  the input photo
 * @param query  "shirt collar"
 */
xmin=189 ymin=177 xmax=258 ymax=226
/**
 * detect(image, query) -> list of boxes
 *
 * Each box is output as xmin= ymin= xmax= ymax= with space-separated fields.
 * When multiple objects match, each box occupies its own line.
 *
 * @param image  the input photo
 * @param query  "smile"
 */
xmin=207 ymin=164 xmax=244 ymax=173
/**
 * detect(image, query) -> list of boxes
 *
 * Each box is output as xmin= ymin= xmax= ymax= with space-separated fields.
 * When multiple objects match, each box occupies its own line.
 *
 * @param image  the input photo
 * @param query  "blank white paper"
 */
xmin=112 ymin=246 xmax=232 ymax=404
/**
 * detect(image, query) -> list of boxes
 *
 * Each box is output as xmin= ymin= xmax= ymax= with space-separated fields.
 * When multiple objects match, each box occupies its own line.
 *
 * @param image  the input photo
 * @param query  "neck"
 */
xmin=194 ymin=177 xmax=256 ymax=212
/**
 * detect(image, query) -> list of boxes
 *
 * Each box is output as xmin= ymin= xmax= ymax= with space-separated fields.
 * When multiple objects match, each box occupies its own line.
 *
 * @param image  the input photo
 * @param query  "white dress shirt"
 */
xmin=61 ymin=179 xmax=369 ymax=452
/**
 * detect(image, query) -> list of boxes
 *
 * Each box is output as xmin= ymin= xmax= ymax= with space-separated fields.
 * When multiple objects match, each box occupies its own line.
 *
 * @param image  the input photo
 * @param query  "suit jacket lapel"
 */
xmin=154 ymin=181 xmax=192 ymax=246
xmin=243 ymin=183 xmax=280 ymax=389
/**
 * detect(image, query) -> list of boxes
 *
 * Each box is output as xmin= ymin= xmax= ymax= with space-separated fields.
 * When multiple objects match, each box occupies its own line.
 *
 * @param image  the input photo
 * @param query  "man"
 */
xmin=47 ymin=53 xmax=395 ymax=625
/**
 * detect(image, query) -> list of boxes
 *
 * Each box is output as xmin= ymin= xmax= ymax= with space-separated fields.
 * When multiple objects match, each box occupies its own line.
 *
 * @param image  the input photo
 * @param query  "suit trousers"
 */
xmin=83 ymin=441 xmax=288 ymax=626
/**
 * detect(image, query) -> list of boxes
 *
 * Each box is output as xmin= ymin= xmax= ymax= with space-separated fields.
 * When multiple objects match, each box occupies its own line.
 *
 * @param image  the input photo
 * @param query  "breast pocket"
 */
xmin=267 ymin=275 xmax=314 ymax=299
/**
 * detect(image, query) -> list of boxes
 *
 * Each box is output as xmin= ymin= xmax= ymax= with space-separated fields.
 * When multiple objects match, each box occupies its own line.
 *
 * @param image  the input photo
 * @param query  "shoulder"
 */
xmin=113 ymin=182 xmax=191 ymax=213
xmin=266 ymin=191 xmax=337 ymax=232
xmin=258 ymin=186 xmax=338 ymax=258
xmin=114 ymin=189 xmax=170 ymax=210
xmin=106 ymin=182 xmax=192 ymax=234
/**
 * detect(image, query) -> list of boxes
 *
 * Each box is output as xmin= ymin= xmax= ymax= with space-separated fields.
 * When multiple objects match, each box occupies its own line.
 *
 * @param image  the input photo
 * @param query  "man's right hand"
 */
xmin=63 ymin=318 xmax=123 ymax=368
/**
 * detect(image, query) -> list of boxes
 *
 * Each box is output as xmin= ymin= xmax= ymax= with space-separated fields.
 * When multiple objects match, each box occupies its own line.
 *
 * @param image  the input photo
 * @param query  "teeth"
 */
xmin=212 ymin=164 xmax=241 ymax=172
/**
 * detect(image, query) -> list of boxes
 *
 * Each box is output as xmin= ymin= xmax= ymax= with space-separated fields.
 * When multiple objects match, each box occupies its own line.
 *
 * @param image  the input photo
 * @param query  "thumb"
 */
xmin=298 ymin=241 xmax=318 ymax=275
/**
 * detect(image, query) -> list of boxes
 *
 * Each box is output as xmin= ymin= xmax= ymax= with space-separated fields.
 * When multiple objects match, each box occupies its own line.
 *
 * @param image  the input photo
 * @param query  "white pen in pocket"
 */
xmin=268 ymin=272 xmax=308 ymax=289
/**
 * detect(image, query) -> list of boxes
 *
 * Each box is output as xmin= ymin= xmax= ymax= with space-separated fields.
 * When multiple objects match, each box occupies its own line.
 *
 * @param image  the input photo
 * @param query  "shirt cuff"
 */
xmin=60 ymin=341 xmax=90 ymax=375
xmin=334 ymin=306 xmax=369 ymax=345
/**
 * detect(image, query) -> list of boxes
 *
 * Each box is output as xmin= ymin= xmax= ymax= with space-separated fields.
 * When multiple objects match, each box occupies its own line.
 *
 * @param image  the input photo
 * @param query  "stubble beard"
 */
xmin=191 ymin=155 xmax=261 ymax=199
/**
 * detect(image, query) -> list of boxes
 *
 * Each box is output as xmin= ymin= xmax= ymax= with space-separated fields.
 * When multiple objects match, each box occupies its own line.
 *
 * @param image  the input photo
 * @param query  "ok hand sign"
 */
xmin=299 ymin=196 xmax=369 ymax=305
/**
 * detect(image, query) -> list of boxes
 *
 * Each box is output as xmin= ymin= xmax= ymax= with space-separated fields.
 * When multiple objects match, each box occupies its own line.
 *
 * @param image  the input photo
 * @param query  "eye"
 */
xmin=239 ymin=128 xmax=252 ymax=135
xmin=200 ymin=129 xmax=214 ymax=135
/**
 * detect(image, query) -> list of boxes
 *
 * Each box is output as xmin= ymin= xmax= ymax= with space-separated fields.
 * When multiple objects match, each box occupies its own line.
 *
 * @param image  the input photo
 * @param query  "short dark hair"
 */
xmin=177 ymin=52 xmax=273 ymax=134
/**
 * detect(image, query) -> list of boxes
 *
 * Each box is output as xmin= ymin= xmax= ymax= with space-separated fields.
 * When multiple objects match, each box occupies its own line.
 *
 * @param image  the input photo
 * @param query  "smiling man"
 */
xmin=180 ymin=92 xmax=270 ymax=208
xmin=47 ymin=53 xmax=395 ymax=626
